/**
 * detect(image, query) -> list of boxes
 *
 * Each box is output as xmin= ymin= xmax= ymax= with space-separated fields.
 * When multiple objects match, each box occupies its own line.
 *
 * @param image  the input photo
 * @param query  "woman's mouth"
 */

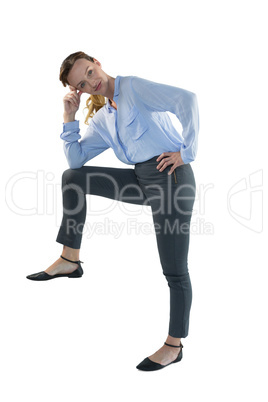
xmin=95 ymin=81 xmax=101 ymax=91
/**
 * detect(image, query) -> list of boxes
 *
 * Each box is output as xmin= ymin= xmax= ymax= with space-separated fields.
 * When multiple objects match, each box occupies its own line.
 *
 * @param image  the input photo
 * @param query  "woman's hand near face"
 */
xmin=63 ymin=85 xmax=82 ymax=122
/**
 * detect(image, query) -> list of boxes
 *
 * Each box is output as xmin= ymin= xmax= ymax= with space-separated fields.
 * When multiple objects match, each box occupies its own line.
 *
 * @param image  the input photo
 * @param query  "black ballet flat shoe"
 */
xmin=26 ymin=255 xmax=84 ymax=281
xmin=136 ymin=342 xmax=183 ymax=371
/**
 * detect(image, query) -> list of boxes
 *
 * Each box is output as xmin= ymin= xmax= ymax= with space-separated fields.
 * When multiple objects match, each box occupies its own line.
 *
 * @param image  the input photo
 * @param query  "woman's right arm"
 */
xmin=60 ymin=87 xmax=110 ymax=169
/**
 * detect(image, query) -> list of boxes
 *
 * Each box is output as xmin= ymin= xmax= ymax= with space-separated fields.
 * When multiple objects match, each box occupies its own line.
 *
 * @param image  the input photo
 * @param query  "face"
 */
xmin=67 ymin=58 xmax=108 ymax=95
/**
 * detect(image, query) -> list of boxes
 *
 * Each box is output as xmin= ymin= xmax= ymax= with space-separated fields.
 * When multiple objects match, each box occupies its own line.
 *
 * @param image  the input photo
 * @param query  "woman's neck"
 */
xmin=106 ymin=75 xmax=115 ymax=100
xmin=109 ymin=98 xmax=117 ymax=110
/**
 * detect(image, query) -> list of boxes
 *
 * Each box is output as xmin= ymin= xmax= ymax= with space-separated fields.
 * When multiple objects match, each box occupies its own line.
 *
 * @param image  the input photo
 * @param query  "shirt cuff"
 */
xmin=180 ymin=145 xmax=194 ymax=164
xmin=60 ymin=120 xmax=81 ymax=141
xmin=63 ymin=119 xmax=79 ymax=130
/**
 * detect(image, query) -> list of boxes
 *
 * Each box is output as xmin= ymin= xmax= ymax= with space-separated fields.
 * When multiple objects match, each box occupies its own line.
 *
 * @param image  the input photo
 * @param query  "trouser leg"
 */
xmin=135 ymin=158 xmax=196 ymax=338
xmin=56 ymin=159 xmax=196 ymax=338
xmin=56 ymin=165 xmax=148 ymax=249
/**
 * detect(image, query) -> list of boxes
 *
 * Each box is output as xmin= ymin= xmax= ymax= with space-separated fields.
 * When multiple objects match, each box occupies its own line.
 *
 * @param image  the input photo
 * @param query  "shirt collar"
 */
xmin=107 ymin=75 xmax=121 ymax=111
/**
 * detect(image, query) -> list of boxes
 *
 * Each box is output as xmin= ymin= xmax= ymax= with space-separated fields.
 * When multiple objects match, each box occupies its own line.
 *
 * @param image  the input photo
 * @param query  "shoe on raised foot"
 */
xmin=26 ymin=255 xmax=84 ymax=281
xmin=136 ymin=342 xmax=183 ymax=371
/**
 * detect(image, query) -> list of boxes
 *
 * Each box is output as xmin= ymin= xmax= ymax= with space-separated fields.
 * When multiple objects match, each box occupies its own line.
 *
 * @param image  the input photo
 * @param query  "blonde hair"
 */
xmin=59 ymin=51 xmax=106 ymax=125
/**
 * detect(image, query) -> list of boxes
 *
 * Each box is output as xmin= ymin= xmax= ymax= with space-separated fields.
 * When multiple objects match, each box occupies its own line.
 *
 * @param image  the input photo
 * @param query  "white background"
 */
xmin=1 ymin=0 xmax=267 ymax=400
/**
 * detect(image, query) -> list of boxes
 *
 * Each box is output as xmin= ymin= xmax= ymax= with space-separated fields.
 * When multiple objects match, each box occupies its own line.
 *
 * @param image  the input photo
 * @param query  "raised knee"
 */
xmin=62 ymin=168 xmax=79 ymax=185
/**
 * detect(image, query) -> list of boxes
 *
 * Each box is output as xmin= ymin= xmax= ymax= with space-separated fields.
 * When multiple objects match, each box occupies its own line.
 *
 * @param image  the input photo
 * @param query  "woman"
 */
xmin=26 ymin=51 xmax=199 ymax=371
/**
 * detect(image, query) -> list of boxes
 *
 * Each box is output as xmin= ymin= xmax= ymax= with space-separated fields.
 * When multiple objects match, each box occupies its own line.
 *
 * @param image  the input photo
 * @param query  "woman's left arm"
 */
xmin=131 ymin=76 xmax=199 ymax=173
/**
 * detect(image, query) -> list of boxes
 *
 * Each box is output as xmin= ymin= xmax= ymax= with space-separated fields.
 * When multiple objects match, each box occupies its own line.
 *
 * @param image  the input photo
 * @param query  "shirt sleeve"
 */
xmin=130 ymin=76 xmax=199 ymax=164
xmin=60 ymin=120 xmax=110 ymax=169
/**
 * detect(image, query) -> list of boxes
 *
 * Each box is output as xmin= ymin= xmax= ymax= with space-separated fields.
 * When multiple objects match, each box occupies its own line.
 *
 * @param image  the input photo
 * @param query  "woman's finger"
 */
xmin=70 ymin=92 xmax=81 ymax=103
xmin=64 ymin=96 xmax=78 ymax=107
xmin=156 ymin=152 xmax=172 ymax=162
xmin=157 ymin=155 xmax=173 ymax=168
xmin=157 ymin=159 xmax=174 ymax=172
xmin=65 ymin=93 xmax=79 ymax=106
xmin=67 ymin=94 xmax=79 ymax=104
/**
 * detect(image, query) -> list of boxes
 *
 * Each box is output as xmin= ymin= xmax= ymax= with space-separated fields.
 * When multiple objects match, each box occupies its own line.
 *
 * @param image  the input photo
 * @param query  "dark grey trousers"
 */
xmin=56 ymin=155 xmax=196 ymax=338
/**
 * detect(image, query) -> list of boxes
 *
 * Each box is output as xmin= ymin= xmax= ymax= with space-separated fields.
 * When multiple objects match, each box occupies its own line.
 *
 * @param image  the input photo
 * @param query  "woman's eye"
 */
xmin=81 ymin=82 xmax=85 ymax=88
xmin=88 ymin=70 xmax=92 ymax=76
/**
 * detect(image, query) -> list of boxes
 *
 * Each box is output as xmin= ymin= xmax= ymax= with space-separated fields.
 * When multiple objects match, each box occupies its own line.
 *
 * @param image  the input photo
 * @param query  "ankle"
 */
xmin=165 ymin=335 xmax=182 ymax=346
xmin=61 ymin=245 xmax=80 ymax=261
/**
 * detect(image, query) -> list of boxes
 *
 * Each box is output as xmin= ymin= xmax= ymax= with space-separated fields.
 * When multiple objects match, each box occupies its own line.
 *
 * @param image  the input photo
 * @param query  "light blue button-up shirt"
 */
xmin=60 ymin=75 xmax=199 ymax=168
